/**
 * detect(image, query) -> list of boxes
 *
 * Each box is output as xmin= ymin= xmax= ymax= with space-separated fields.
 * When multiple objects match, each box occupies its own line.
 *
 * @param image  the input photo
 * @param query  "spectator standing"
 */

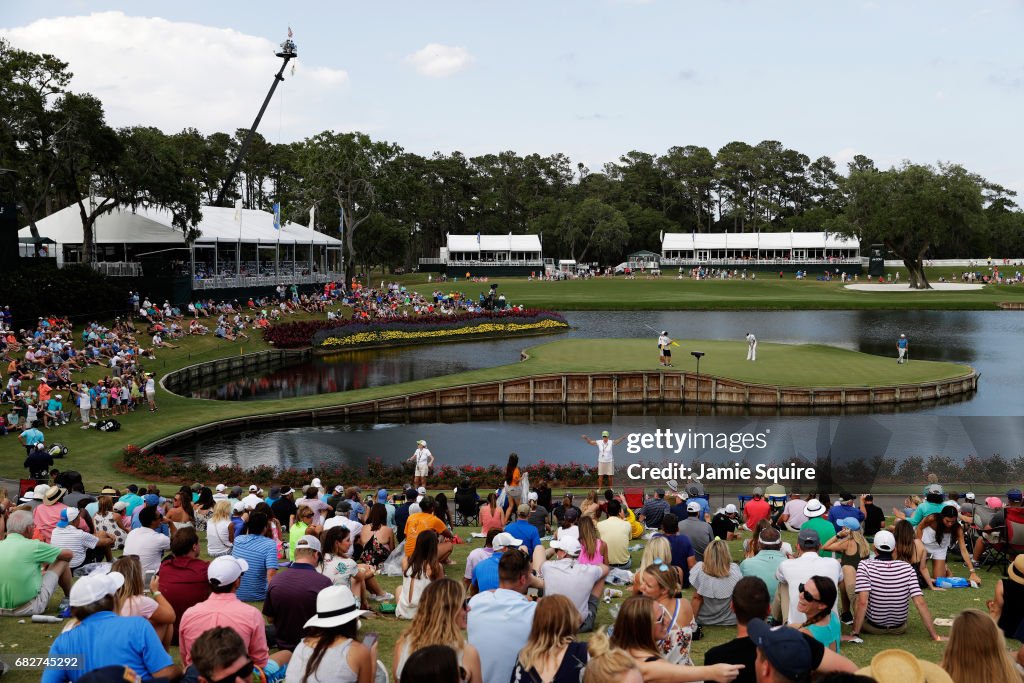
xmin=468 ymin=550 xmax=538 ymax=683
xmin=264 ymin=535 xmax=332 ymax=650
xmin=776 ymin=528 xmax=842 ymax=626
xmin=231 ymin=511 xmax=279 ymax=601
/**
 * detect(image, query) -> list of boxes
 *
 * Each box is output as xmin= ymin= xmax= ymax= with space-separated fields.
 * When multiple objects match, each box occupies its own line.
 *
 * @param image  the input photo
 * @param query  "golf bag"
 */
xmin=98 ymin=419 xmax=121 ymax=433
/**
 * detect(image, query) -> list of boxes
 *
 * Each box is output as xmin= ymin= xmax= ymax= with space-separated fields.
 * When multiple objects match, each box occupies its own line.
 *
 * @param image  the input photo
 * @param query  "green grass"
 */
xmin=0 ymin=527 xmax=991 ymax=682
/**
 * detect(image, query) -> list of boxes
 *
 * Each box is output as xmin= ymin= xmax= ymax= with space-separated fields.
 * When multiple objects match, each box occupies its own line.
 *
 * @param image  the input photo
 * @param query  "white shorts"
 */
xmin=598 ymin=461 xmax=615 ymax=476
xmin=415 ymin=463 xmax=429 ymax=477
xmin=921 ymin=527 xmax=949 ymax=560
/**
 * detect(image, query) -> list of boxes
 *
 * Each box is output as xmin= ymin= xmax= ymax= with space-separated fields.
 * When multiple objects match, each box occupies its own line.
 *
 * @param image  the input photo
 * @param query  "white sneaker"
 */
xmin=80 ymin=425 xmax=89 ymax=429
xmin=371 ymin=592 xmax=394 ymax=602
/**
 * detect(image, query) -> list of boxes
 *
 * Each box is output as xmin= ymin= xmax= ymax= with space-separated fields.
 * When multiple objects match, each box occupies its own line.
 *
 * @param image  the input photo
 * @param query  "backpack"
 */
xmin=98 ymin=419 xmax=121 ymax=432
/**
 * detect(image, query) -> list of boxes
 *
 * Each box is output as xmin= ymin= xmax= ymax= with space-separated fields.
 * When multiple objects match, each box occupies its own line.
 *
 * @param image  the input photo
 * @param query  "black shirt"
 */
xmin=669 ymin=502 xmax=689 ymax=520
xmin=863 ymin=503 xmax=886 ymax=536
xmin=24 ymin=451 xmax=54 ymax=479
xmin=271 ymin=497 xmax=297 ymax=531
xmin=711 ymin=513 xmax=739 ymax=540
xmin=394 ymin=503 xmax=413 ymax=542
xmin=704 ymin=633 xmax=825 ymax=683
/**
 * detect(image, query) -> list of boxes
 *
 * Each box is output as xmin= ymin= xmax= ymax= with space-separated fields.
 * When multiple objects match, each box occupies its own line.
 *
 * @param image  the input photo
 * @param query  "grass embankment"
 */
xmin=416 ymin=270 xmax=1024 ymax=310
xmin=0 ymin=527 xmax=989 ymax=683
xmin=0 ymin=335 xmax=972 ymax=489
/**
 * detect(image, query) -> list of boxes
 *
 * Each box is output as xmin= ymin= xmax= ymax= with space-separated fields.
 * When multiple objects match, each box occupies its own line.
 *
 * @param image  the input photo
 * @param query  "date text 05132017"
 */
xmin=0 ymin=654 xmax=84 ymax=670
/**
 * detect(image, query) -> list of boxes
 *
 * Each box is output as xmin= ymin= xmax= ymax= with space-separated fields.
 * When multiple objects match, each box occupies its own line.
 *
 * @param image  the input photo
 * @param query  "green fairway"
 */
xmin=418 ymin=274 xmax=1024 ymax=310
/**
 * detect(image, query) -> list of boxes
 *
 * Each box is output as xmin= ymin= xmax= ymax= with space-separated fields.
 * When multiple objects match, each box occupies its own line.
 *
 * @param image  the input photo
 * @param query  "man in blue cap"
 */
xmin=748 ymin=618 xmax=817 ymax=683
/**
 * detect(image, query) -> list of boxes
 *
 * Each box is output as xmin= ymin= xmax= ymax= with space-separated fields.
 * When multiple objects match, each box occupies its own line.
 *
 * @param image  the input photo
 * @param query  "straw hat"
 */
xmin=43 ymin=486 xmax=67 ymax=506
xmin=855 ymin=649 xmax=953 ymax=683
xmin=1008 ymin=555 xmax=1024 ymax=587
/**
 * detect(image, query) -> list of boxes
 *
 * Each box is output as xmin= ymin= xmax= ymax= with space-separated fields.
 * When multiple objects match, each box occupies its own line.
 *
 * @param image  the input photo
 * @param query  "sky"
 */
xmin=3 ymin=1 xmax=1023 ymax=197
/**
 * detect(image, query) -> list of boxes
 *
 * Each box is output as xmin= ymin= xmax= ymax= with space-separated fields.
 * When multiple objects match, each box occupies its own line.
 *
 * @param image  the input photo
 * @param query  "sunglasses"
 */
xmin=209 ymin=658 xmax=254 ymax=683
xmin=301 ymin=513 xmax=314 ymax=519
xmin=463 ymin=598 xmax=471 ymax=611
xmin=797 ymin=583 xmax=820 ymax=603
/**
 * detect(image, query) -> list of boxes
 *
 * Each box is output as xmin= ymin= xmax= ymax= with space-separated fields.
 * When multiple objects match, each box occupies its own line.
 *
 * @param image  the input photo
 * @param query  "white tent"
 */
xmin=661 ymin=231 xmax=859 ymax=263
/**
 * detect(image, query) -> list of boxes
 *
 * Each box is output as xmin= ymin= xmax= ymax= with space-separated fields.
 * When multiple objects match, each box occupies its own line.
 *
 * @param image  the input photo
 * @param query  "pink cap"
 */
xmin=986 ymin=496 xmax=1004 ymax=509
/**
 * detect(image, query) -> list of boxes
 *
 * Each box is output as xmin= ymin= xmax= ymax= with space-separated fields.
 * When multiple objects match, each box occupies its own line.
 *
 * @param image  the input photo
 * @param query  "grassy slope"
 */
xmin=0 ymin=528 xmax=988 ymax=682
xmin=0 ymin=337 xmax=971 ymax=488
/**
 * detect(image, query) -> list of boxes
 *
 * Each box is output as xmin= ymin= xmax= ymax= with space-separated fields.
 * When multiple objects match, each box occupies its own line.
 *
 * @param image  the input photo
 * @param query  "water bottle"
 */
xmin=609 ymin=603 xmax=621 ymax=621
xmin=31 ymin=615 xmax=62 ymax=623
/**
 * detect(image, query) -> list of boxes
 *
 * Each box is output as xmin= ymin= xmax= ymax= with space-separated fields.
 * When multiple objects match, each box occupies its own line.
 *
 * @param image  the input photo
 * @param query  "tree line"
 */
xmin=4 ymin=39 xmax=1023 ymax=287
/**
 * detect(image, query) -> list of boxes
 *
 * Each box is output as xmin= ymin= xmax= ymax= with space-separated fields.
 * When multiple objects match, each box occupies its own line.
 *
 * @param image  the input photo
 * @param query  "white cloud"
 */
xmin=405 ymin=43 xmax=474 ymax=78
xmin=0 ymin=12 xmax=349 ymax=137
xmin=833 ymin=147 xmax=859 ymax=171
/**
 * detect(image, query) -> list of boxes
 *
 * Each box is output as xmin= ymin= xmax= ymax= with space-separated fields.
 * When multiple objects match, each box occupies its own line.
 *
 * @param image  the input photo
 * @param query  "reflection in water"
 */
xmin=182 ymin=310 xmax=1021 ymax=416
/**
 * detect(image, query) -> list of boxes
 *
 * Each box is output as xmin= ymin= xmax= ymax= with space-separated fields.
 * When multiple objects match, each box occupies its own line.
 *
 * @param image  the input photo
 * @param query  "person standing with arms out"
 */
xmin=657 ymin=331 xmax=673 ymax=367
xmin=745 ymin=332 xmax=757 ymax=362
xmin=897 ymin=333 xmax=909 ymax=364
xmin=407 ymin=439 xmax=434 ymax=490
xmin=582 ymin=430 xmax=625 ymax=489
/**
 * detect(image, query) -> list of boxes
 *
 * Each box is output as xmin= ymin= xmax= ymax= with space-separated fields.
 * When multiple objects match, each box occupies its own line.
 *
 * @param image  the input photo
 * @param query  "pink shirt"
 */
xmin=578 ymin=539 xmax=607 ymax=566
xmin=33 ymin=504 xmax=88 ymax=543
xmin=479 ymin=505 xmax=504 ymax=536
xmin=178 ymin=593 xmax=270 ymax=667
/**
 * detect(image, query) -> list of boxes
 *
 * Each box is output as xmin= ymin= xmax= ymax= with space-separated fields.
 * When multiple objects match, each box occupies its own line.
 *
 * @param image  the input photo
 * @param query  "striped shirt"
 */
xmin=855 ymin=558 xmax=921 ymax=627
xmin=231 ymin=535 xmax=279 ymax=602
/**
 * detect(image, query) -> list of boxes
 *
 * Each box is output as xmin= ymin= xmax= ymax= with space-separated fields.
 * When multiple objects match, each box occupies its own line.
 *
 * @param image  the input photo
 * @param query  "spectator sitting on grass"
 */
xmin=0 ymin=509 xmax=72 ymax=617
xmin=506 ymin=502 xmax=543 ymax=555
xmin=690 ymin=538 xmax=743 ymax=627
xmin=638 ymin=488 xmax=671 ymax=529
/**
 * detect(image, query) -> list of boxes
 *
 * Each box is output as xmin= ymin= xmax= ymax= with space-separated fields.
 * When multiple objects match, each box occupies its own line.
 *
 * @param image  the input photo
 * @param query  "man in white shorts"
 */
xmin=746 ymin=332 xmax=757 ymax=361
xmin=581 ymin=430 xmax=625 ymax=489
xmin=407 ymin=439 xmax=434 ymax=489
xmin=144 ymin=372 xmax=157 ymax=412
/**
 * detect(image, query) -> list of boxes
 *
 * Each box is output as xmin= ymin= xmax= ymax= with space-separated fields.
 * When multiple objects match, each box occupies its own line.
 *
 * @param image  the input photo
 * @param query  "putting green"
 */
xmin=523 ymin=338 xmax=972 ymax=387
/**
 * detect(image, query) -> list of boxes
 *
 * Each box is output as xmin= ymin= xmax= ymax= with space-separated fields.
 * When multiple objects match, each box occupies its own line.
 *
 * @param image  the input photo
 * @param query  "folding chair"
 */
xmin=622 ymin=487 xmax=645 ymax=512
xmin=1003 ymin=507 xmax=1024 ymax=563
xmin=19 ymin=478 xmax=37 ymax=499
xmin=454 ymin=488 xmax=481 ymax=527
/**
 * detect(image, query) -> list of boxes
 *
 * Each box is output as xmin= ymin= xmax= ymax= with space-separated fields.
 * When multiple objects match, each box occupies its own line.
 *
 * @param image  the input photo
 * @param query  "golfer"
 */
xmin=658 ymin=331 xmax=673 ymax=367
xmin=897 ymin=333 xmax=909 ymax=364
xmin=407 ymin=439 xmax=434 ymax=489
xmin=746 ymin=331 xmax=757 ymax=361
xmin=581 ymin=430 xmax=626 ymax=488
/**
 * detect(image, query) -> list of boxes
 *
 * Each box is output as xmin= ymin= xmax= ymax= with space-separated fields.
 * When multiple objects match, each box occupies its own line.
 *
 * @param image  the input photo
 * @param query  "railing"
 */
xmin=418 ymin=258 xmax=544 ymax=267
xmin=660 ymin=257 xmax=861 ymax=267
xmin=89 ymin=261 xmax=143 ymax=277
xmin=191 ymin=271 xmax=345 ymax=290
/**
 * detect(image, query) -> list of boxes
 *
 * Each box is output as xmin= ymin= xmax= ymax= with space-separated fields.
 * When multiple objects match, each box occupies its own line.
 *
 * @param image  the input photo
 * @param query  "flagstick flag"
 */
xmin=273 ymin=202 xmax=281 ymax=230
xmin=288 ymin=26 xmax=293 ymax=38
xmin=309 ymin=206 xmax=316 ymax=229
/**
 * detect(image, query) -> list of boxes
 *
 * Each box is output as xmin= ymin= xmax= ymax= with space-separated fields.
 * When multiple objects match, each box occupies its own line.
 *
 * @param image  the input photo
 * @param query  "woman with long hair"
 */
xmin=942 ymin=608 xmax=1022 ymax=683
xmin=289 ymin=504 xmax=323 ymax=561
xmin=892 ymin=518 xmax=933 ymax=589
xmin=111 ymin=555 xmax=176 ymax=649
xmin=286 ymin=585 xmax=376 ymax=683
xmin=193 ymin=486 xmax=215 ymax=531
xmin=604 ymin=596 xmax=742 ymax=682
xmin=555 ymin=505 xmax=579 ymax=542
xmin=796 ymin=575 xmax=841 ymax=652
xmin=633 ymin=537 xmax=681 ymax=595
xmin=319 ymin=526 xmax=393 ymax=607
xmin=917 ymin=506 xmax=981 ymax=587
xmin=165 ymin=487 xmax=195 ymax=532
xmin=821 ymin=517 xmax=871 ymax=619
xmin=400 ymin=645 xmax=463 ymax=683
xmin=254 ymin=502 xmax=284 ymax=558
xmin=358 ymin=502 xmax=395 ymax=569
xmin=580 ymin=490 xmax=602 ymax=519
xmin=479 ymin=491 xmax=504 ymax=536
xmin=577 ymin=515 xmax=607 ymax=566
xmin=503 ymin=453 xmax=522 ymax=524
xmin=397 ymin=529 xmax=443 ymax=619
xmin=92 ymin=493 xmax=127 ymax=555
xmin=206 ymin=499 xmax=234 ymax=558
xmin=638 ymin=562 xmax=697 ymax=665
xmin=582 ymin=637 xmax=642 ymax=683
xmin=393 ymin=578 xmax=482 ymax=682
xmin=689 ymin=539 xmax=742 ymax=626
xmin=511 ymin=594 xmax=588 ymax=682
xmin=434 ymin=492 xmax=453 ymax=529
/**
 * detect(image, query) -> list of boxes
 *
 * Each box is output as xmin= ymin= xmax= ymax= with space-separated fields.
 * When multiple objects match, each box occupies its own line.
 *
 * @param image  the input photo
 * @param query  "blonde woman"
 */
xmin=821 ymin=517 xmax=871 ymax=620
xmin=393 ymin=578 xmax=482 ymax=683
xmin=942 ymin=608 xmax=1022 ymax=683
xmin=632 ymin=537 xmax=681 ymax=595
xmin=639 ymin=562 xmax=697 ymax=666
xmin=583 ymin=637 xmax=642 ymax=683
xmin=206 ymin=499 xmax=234 ymax=558
xmin=111 ymin=555 xmax=176 ymax=649
xmin=577 ymin=515 xmax=607 ymax=566
xmin=289 ymin=504 xmax=322 ymax=562
xmin=511 ymin=594 xmax=588 ymax=683
xmin=689 ymin=539 xmax=742 ymax=626
xmin=580 ymin=490 xmax=602 ymax=519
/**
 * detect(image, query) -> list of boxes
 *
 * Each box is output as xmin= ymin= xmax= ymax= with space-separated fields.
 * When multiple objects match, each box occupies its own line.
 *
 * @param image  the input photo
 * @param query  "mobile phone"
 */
xmin=363 ymin=632 xmax=379 ymax=648
xmin=143 ymin=570 xmax=156 ymax=592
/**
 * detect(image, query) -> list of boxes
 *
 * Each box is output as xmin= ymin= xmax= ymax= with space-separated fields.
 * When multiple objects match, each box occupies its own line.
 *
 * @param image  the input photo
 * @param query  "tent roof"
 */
xmin=662 ymin=231 xmax=859 ymax=251
xmin=19 ymin=202 xmax=343 ymax=246
xmin=447 ymin=233 xmax=542 ymax=252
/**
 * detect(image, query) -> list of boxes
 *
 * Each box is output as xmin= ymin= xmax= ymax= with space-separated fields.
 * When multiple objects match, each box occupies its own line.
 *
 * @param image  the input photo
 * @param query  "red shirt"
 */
xmin=158 ymin=555 xmax=210 ymax=645
xmin=744 ymin=497 xmax=772 ymax=531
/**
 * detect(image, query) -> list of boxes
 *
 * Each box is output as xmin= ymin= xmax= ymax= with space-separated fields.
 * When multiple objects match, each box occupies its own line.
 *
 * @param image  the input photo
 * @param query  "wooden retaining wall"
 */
xmin=161 ymin=349 xmax=311 ymax=396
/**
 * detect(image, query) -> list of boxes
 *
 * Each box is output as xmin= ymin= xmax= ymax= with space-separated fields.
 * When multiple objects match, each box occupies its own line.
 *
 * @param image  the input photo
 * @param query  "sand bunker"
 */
xmin=844 ymin=282 xmax=984 ymax=292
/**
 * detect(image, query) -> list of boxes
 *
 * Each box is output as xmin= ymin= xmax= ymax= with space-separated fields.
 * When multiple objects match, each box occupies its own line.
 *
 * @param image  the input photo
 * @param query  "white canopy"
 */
xmin=19 ymin=202 xmax=342 ymax=246
xmin=662 ymin=231 xmax=859 ymax=251
xmin=447 ymin=233 xmax=542 ymax=253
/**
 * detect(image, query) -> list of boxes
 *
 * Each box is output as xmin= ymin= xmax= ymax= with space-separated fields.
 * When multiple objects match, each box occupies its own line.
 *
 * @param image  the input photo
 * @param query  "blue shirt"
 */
xmin=655 ymin=533 xmax=695 ymax=587
xmin=118 ymin=493 xmax=143 ymax=516
xmin=21 ymin=428 xmax=44 ymax=446
xmin=472 ymin=553 xmax=502 ymax=592
xmin=504 ymin=520 xmax=541 ymax=555
xmin=739 ymin=549 xmax=787 ymax=600
xmin=827 ymin=504 xmax=865 ymax=531
xmin=468 ymin=589 xmax=537 ymax=683
xmin=232 ymin=534 xmax=279 ymax=601
xmin=898 ymin=338 xmax=908 ymax=349
xmin=42 ymin=612 xmax=172 ymax=682
xmin=691 ymin=497 xmax=711 ymax=521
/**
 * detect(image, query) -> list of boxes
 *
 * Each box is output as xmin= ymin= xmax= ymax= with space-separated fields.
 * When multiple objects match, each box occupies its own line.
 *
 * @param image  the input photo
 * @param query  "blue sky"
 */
xmin=4 ymin=1 xmax=1023 ymax=196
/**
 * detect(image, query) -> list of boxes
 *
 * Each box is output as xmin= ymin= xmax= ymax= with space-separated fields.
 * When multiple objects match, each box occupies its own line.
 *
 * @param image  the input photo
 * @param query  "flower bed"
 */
xmin=122 ymin=445 xmax=598 ymax=489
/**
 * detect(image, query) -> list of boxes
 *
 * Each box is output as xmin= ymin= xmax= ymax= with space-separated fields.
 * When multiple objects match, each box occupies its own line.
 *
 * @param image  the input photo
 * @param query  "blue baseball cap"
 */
xmin=377 ymin=489 xmax=388 ymax=503
xmin=143 ymin=494 xmax=160 ymax=506
xmin=1008 ymin=489 xmax=1022 ymax=502
xmin=747 ymin=619 xmax=814 ymax=681
xmin=837 ymin=517 xmax=861 ymax=531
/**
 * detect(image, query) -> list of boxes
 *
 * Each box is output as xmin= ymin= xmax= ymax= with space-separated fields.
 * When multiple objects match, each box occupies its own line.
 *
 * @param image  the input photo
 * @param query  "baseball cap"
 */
xmin=417 ymin=486 xmax=427 ymax=495
xmin=232 ymin=501 xmax=245 ymax=513
xmin=249 ymin=484 xmax=259 ymax=492
xmin=564 ymin=507 xmax=579 ymax=521
xmin=377 ymin=489 xmax=388 ymax=503
xmin=837 ymin=517 xmax=861 ymax=532
xmin=686 ymin=500 xmax=702 ymax=513
xmin=208 ymin=556 xmax=249 ymax=586
xmin=492 ymin=532 xmax=523 ymax=549
xmin=724 ymin=503 xmax=737 ymax=514
xmin=337 ymin=500 xmax=352 ymax=513
xmin=69 ymin=571 xmax=126 ymax=607
xmin=334 ymin=485 xmax=344 ymax=494
xmin=798 ymin=528 xmax=821 ymax=549
xmin=113 ymin=501 xmax=128 ymax=511
xmin=517 ymin=503 xmax=532 ymax=516
xmin=965 ymin=492 xmax=976 ymax=501
xmin=295 ymin=536 xmax=322 ymax=553
xmin=417 ymin=439 xmax=426 ymax=446
xmin=405 ymin=488 xmax=419 ymax=500
xmin=873 ymin=530 xmax=897 ymax=552
xmin=747 ymin=619 xmax=814 ymax=681
xmin=752 ymin=487 xmax=763 ymax=497
xmin=601 ymin=430 xmax=610 ymax=437
xmin=215 ymin=484 xmax=226 ymax=493
xmin=986 ymin=496 xmax=1004 ymax=509
xmin=1009 ymin=489 xmax=1022 ymax=501
xmin=803 ymin=499 xmax=826 ymax=518
xmin=57 ymin=508 xmax=80 ymax=528
xmin=926 ymin=484 xmax=944 ymax=496
xmin=550 ymin=537 xmax=582 ymax=556
xmin=143 ymin=494 xmax=159 ymax=507
xmin=528 ymin=492 xmax=539 ymax=502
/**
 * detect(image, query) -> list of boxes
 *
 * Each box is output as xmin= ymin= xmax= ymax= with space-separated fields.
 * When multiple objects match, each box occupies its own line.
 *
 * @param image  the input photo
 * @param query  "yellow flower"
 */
xmin=317 ymin=319 xmax=567 ymax=347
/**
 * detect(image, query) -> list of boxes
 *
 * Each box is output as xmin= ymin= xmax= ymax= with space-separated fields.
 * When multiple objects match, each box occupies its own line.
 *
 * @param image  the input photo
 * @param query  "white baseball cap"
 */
xmin=528 ymin=492 xmax=539 ymax=502
xmin=725 ymin=504 xmax=738 ymax=514
xmin=295 ymin=535 xmax=323 ymax=553
xmin=686 ymin=500 xmax=702 ymax=513
xmin=417 ymin=439 xmax=426 ymax=446
xmin=311 ymin=478 xmax=322 ymax=488
xmin=550 ymin=536 xmax=582 ymax=556
xmin=248 ymin=484 xmax=259 ymax=492
xmin=417 ymin=486 xmax=427 ymax=495
xmin=873 ymin=530 xmax=897 ymax=552
xmin=232 ymin=501 xmax=246 ymax=513
xmin=70 ymin=571 xmax=125 ymax=607
xmin=208 ymin=556 xmax=249 ymax=586
xmin=492 ymin=532 xmax=523 ymax=549
xmin=215 ymin=484 xmax=226 ymax=493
